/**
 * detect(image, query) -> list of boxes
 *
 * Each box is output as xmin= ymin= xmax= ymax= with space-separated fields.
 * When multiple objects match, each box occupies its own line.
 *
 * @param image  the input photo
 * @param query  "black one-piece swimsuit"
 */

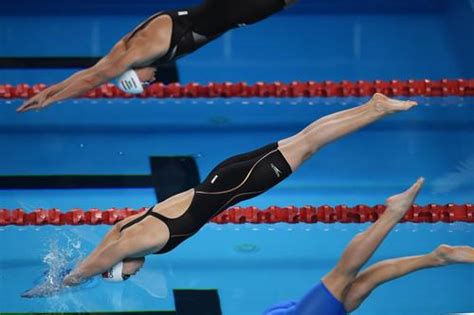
xmin=120 ymin=143 xmax=292 ymax=254
xmin=124 ymin=0 xmax=286 ymax=65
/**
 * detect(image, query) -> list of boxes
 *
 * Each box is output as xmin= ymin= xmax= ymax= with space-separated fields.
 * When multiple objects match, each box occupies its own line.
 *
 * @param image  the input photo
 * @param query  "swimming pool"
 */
xmin=0 ymin=223 xmax=473 ymax=315
xmin=0 ymin=96 xmax=473 ymax=315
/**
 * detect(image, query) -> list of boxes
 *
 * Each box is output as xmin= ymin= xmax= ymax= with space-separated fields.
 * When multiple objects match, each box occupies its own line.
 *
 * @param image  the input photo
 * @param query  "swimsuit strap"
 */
xmin=147 ymin=210 xmax=174 ymax=223
xmin=119 ymin=206 xmax=159 ymax=232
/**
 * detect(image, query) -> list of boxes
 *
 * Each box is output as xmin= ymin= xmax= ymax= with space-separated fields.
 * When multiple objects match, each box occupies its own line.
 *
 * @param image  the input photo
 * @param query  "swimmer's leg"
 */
xmin=321 ymin=179 xmax=424 ymax=301
xmin=343 ymin=245 xmax=474 ymax=312
xmin=278 ymin=93 xmax=417 ymax=171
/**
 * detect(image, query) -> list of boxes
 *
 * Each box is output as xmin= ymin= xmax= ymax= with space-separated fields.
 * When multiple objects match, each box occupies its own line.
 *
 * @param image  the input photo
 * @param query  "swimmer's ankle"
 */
xmin=432 ymin=245 xmax=455 ymax=266
xmin=370 ymin=93 xmax=390 ymax=114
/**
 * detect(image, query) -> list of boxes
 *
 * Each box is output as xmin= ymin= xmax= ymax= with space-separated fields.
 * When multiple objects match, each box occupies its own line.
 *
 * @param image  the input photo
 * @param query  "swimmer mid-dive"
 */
xmin=21 ymin=93 xmax=418 ymax=297
xmin=16 ymin=0 xmax=298 ymax=113
xmin=263 ymin=178 xmax=474 ymax=315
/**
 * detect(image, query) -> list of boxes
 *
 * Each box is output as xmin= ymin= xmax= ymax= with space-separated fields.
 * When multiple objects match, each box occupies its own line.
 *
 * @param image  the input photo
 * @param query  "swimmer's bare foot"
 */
xmin=385 ymin=178 xmax=425 ymax=220
xmin=433 ymin=245 xmax=474 ymax=266
xmin=370 ymin=93 xmax=418 ymax=114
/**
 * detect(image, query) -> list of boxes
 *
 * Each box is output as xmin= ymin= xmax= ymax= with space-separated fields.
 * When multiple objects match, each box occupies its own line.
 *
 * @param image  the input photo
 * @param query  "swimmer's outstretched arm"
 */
xmin=21 ymin=229 xmax=147 ymax=297
xmin=63 ymin=237 xmax=133 ymax=285
xmin=64 ymin=232 xmax=143 ymax=285
xmin=63 ymin=214 xmax=156 ymax=286
xmin=65 ymin=213 xmax=151 ymax=286
xmin=17 ymin=17 xmax=171 ymax=113
xmin=17 ymin=46 xmax=152 ymax=113
xmin=21 ymin=226 xmax=135 ymax=297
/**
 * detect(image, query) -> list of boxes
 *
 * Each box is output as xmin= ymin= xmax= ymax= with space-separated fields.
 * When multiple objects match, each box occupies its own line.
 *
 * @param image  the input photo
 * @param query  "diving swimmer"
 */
xmin=17 ymin=0 xmax=298 ymax=112
xmin=20 ymin=93 xmax=419 ymax=298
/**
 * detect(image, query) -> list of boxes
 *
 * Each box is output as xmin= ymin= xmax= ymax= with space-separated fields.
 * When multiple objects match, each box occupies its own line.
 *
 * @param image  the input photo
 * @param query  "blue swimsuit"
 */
xmin=263 ymin=282 xmax=347 ymax=315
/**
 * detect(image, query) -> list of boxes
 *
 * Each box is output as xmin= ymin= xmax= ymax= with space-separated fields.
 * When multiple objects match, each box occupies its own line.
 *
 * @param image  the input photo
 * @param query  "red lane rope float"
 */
xmin=0 ymin=204 xmax=472 ymax=226
xmin=1 ymin=79 xmax=473 ymax=99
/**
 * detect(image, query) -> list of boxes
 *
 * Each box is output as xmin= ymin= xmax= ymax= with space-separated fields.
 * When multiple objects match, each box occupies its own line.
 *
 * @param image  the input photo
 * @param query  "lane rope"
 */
xmin=0 ymin=204 xmax=472 ymax=226
xmin=1 ymin=79 xmax=473 ymax=99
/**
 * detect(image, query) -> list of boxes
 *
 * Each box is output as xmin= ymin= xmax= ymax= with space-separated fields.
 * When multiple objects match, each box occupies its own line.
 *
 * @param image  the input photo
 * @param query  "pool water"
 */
xmin=0 ymin=97 xmax=473 ymax=314
xmin=1 ymin=224 xmax=473 ymax=315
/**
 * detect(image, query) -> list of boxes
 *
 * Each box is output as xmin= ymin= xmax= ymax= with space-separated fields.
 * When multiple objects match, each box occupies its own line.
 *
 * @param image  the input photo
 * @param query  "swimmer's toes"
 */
xmin=407 ymin=177 xmax=424 ymax=197
xmin=371 ymin=93 xmax=418 ymax=113
xmin=385 ymin=178 xmax=424 ymax=216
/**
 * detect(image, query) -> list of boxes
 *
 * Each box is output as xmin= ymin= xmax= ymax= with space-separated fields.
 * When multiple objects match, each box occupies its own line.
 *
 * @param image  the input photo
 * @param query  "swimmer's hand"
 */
xmin=21 ymin=282 xmax=67 ymax=298
xmin=21 ymin=267 xmax=76 ymax=298
xmin=16 ymin=86 xmax=58 ymax=113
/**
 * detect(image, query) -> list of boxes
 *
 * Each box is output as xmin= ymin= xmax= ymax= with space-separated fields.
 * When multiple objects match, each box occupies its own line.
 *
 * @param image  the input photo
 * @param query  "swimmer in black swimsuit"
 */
xmin=55 ymin=93 xmax=420 ymax=288
xmin=17 ymin=0 xmax=299 ymax=112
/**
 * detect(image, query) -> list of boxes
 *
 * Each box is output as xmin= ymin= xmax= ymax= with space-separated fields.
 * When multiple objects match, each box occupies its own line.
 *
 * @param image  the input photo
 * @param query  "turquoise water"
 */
xmin=0 ymin=223 xmax=473 ymax=314
xmin=0 ymin=97 xmax=473 ymax=314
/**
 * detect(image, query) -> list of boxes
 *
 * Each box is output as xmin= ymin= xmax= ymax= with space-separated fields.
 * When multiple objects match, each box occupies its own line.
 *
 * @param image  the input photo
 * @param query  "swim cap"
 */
xmin=102 ymin=262 xmax=129 ymax=282
xmin=114 ymin=70 xmax=144 ymax=94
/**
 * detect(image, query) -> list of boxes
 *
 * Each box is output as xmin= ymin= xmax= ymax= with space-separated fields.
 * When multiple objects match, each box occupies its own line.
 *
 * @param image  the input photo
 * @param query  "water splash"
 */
xmin=42 ymin=235 xmax=83 ymax=289
xmin=21 ymin=234 xmax=84 ymax=299
xmin=432 ymin=155 xmax=474 ymax=194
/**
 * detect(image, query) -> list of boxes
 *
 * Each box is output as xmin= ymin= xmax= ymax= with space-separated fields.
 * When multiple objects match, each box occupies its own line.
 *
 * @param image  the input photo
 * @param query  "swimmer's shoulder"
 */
xmin=124 ymin=14 xmax=172 ymax=49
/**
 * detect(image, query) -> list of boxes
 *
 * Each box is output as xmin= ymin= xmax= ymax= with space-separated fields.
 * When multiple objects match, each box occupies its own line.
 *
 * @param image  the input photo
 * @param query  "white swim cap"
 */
xmin=102 ymin=262 xmax=127 ymax=282
xmin=114 ymin=70 xmax=144 ymax=94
